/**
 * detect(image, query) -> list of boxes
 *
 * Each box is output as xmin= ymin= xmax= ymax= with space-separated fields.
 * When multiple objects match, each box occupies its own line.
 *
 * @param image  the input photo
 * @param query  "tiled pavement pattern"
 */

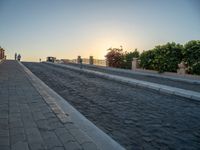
xmin=24 ymin=62 xmax=200 ymax=150
xmin=0 ymin=60 xmax=98 ymax=150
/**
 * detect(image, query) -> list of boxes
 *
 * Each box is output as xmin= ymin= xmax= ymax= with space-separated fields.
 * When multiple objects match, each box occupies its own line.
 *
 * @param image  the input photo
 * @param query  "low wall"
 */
xmin=135 ymin=68 xmax=200 ymax=80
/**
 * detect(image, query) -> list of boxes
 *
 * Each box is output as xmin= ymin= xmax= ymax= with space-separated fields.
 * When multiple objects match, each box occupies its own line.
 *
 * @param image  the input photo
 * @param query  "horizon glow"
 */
xmin=0 ymin=0 xmax=200 ymax=62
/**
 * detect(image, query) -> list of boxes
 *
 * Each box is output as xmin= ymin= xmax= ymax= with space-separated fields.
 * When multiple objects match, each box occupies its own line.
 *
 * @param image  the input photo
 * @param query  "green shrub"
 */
xmin=140 ymin=42 xmax=183 ymax=73
xmin=183 ymin=40 xmax=200 ymax=75
xmin=153 ymin=42 xmax=183 ymax=73
xmin=140 ymin=50 xmax=155 ymax=70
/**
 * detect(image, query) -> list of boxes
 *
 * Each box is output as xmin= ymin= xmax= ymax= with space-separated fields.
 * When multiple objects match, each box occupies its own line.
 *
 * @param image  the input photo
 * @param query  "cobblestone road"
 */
xmin=24 ymin=62 xmax=200 ymax=150
xmin=63 ymin=63 xmax=200 ymax=92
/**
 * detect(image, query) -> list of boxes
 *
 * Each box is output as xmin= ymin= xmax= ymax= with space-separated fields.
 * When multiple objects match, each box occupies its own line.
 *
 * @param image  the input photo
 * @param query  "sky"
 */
xmin=0 ymin=0 xmax=200 ymax=61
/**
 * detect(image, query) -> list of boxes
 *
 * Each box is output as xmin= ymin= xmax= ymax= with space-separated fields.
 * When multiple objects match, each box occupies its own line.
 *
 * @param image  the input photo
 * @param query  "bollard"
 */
xmin=77 ymin=56 xmax=81 ymax=64
xmin=89 ymin=56 xmax=94 ymax=65
xmin=106 ymin=60 xmax=109 ymax=67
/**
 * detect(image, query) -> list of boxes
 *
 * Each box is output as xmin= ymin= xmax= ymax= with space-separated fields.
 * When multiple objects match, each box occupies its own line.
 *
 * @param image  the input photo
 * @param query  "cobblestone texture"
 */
xmin=23 ymin=62 xmax=200 ymax=150
xmin=62 ymin=63 xmax=200 ymax=92
xmin=0 ymin=60 xmax=97 ymax=150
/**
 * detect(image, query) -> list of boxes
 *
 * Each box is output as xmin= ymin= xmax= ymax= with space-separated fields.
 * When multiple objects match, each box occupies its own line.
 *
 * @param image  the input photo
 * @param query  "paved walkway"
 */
xmin=0 ymin=60 xmax=99 ymax=150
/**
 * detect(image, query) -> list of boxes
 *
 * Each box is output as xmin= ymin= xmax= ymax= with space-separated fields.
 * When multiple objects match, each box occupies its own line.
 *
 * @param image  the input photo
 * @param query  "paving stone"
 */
xmin=9 ymin=120 xmax=23 ymax=128
xmin=0 ymin=112 xmax=8 ymax=119
xmin=10 ymin=133 xmax=26 ymax=145
xmin=40 ymin=131 xmax=62 ymax=149
xmin=63 ymin=141 xmax=82 ymax=150
xmin=29 ymin=142 xmax=47 ymax=150
xmin=10 ymin=128 xmax=24 ymax=136
xmin=0 ymin=145 xmax=10 ymax=150
xmin=55 ymin=128 xmax=75 ymax=143
xmin=36 ymin=119 xmax=51 ymax=131
xmin=0 ymin=129 xmax=9 ymax=137
xmin=81 ymin=142 xmax=98 ymax=150
xmin=0 ymin=136 xmax=9 ymax=146
xmin=32 ymin=112 xmax=45 ymax=121
xmin=68 ymin=129 xmax=92 ymax=144
xmin=0 ymin=118 xmax=9 ymax=130
xmin=47 ymin=118 xmax=63 ymax=129
xmin=50 ymin=147 xmax=65 ymax=150
xmin=64 ymin=123 xmax=78 ymax=130
xmin=11 ymin=141 xmax=29 ymax=150
xmin=41 ymin=107 xmax=52 ymax=115
xmin=9 ymin=113 xmax=21 ymax=120
xmin=25 ymin=128 xmax=44 ymax=145
xmin=43 ymin=112 xmax=56 ymax=119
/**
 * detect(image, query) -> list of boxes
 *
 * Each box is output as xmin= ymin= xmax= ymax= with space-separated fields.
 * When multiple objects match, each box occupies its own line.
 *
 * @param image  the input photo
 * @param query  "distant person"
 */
xmin=39 ymin=58 xmax=41 ymax=62
xmin=14 ymin=53 xmax=17 ymax=60
xmin=17 ymin=54 xmax=21 ymax=61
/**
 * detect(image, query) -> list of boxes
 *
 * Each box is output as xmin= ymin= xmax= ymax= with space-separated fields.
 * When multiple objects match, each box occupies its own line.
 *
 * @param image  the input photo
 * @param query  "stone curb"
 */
xmin=18 ymin=61 xmax=125 ymax=150
xmin=46 ymin=62 xmax=200 ymax=102
xmin=67 ymin=62 xmax=200 ymax=84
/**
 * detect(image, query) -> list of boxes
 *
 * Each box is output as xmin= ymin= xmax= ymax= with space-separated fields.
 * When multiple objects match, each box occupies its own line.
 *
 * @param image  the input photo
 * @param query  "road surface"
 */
xmin=23 ymin=62 xmax=200 ymax=150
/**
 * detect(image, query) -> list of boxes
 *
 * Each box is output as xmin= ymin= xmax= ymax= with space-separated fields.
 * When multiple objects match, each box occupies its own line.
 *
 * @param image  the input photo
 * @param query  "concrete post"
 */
xmin=89 ymin=56 xmax=94 ymax=65
xmin=177 ymin=61 xmax=187 ymax=75
xmin=106 ymin=60 xmax=109 ymax=67
xmin=132 ymin=58 xmax=139 ymax=70
xmin=77 ymin=56 xmax=81 ymax=64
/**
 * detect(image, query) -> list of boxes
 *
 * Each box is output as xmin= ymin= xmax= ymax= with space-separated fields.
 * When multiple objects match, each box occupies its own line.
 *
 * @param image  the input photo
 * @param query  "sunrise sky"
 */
xmin=0 ymin=0 xmax=200 ymax=61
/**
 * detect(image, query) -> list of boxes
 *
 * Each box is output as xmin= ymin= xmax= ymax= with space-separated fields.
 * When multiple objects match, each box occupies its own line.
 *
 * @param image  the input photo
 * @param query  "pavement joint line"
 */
xmin=46 ymin=62 xmax=200 ymax=102
xmin=18 ymin=61 xmax=125 ymax=150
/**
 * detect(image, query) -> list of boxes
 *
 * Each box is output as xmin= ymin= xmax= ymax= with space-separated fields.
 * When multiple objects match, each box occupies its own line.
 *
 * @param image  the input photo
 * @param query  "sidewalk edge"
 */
xmin=18 ymin=61 xmax=125 ymax=150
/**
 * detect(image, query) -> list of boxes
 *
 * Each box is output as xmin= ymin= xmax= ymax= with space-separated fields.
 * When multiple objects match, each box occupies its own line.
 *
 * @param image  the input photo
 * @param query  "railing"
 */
xmin=61 ymin=58 xmax=106 ymax=66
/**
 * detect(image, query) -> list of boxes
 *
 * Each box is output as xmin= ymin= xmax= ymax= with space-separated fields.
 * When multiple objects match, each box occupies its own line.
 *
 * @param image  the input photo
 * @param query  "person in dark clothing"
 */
xmin=17 ymin=54 xmax=21 ymax=61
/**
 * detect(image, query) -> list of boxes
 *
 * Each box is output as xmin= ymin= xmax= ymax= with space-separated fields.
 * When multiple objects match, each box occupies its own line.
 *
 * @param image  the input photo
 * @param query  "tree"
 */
xmin=140 ymin=42 xmax=183 ymax=73
xmin=105 ymin=47 xmax=124 ymax=68
xmin=140 ymin=50 xmax=156 ymax=70
xmin=183 ymin=40 xmax=200 ymax=75
xmin=153 ymin=42 xmax=183 ymax=72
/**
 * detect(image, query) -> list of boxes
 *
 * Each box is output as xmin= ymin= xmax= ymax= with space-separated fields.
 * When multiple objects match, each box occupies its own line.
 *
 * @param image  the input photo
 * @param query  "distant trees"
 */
xmin=140 ymin=42 xmax=183 ymax=73
xmin=183 ymin=40 xmax=200 ymax=75
xmin=139 ymin=50 xmax=156 ymax=70
xmin=105 ymin=40 xmax=200 ymax=75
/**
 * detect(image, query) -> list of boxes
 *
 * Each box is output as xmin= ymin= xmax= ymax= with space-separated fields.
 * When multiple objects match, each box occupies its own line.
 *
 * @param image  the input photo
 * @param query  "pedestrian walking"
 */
xmin=17 ymin=54 xmax=21 ymax=61
xmin=14 ymin=53 xmax=17 ymax=60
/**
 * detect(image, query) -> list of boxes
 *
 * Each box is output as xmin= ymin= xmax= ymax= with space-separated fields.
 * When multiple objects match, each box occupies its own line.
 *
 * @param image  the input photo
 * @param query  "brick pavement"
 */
xmin=0 ymin=60 xmax=99 ymax=150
